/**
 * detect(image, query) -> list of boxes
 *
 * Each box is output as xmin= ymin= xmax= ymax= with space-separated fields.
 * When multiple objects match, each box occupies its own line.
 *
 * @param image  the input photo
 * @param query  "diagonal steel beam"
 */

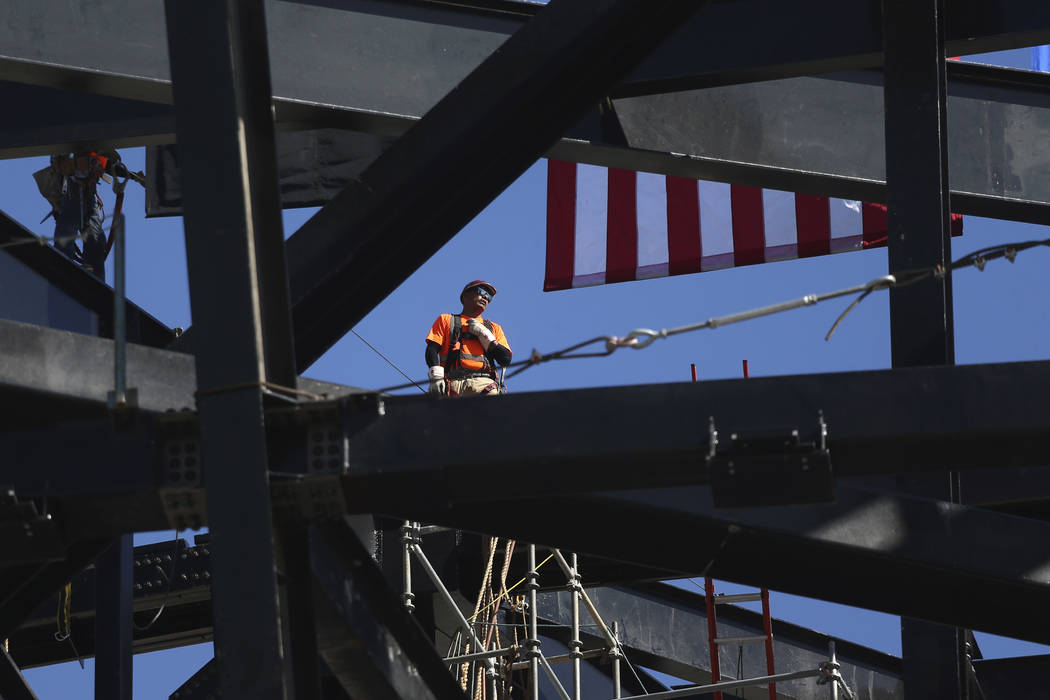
xmin=250 ymin=0 xmax=704 ymax=369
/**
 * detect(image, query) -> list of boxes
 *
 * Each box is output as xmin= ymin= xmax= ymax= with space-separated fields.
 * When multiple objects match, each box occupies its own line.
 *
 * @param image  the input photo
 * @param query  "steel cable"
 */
xmin=373 ymin=237 xmax=1050 ymax=393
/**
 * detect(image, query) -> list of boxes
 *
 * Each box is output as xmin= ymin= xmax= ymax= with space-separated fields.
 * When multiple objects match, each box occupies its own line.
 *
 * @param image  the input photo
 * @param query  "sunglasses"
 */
xmin=471 ymin=287 xmax=492 ymax=301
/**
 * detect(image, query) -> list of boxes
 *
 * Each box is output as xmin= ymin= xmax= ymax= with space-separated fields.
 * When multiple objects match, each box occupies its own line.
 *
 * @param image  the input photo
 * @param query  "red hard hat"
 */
xmin=461 ymin=280 xmax=497 ymax=297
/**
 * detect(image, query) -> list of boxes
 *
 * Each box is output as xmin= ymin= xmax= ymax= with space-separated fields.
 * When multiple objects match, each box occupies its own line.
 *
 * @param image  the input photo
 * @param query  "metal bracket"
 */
xmin=706 ymin=412 xmax=834 ymax=508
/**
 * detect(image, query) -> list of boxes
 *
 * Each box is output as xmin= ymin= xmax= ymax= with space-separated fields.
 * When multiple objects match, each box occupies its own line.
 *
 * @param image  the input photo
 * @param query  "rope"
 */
xmin=468 ymin=551 xmax=555 ymax=623
xmin=54 ymin=582 xmax=84 ymax=669
xmin=194 ymin=380 xmax=327 ymax=401
xmin=351 ymin=329 xmax=427 ymax=394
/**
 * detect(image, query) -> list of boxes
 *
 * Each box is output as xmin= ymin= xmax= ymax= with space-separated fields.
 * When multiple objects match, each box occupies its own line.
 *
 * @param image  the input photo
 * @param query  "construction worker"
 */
xmin=426 ymin=280 xmax=512 ymax=397
xmin=33 ymin=150 xmax=144 ymax=280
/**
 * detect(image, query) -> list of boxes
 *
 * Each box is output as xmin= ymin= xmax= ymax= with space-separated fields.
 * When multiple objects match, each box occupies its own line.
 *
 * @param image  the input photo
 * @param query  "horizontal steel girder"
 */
xmin=4 ymin=319 xmax=1050 ymax=499
xmin=344 ymin=361 xmax=1050 ymax=498
xmin=539 ymin=583 xmax=903 ymax=700
xmin=2 ymin=0 xmax=1047 ymax=115
xmin=373 ymin=482 xmax=1050 ymax=645
xmin=3 ymin=3 xmax=1050 ymax=224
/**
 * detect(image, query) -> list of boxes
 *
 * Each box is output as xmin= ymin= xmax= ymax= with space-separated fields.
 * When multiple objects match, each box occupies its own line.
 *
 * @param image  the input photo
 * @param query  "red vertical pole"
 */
xmin=761 ymin=588 xmax=776 ymax=700
xmin=704 ymin=577 xmax=722 ymax=700
xmin=742 ymin=359 xmax=750 ymax=378
xmin=690 ymin=363 xmax=698 ymax=382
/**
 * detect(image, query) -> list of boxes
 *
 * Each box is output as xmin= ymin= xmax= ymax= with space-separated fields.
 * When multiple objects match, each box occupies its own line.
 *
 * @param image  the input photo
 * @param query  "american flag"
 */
xmin=545 ymin=160 xmax=962 ymax=291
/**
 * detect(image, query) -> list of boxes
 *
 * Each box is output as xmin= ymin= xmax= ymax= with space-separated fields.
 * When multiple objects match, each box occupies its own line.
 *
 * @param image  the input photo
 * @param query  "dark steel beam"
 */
xmin=7 ymin=62 xmax=1050 ymax=227
xmin=94 ymin=535 xmax=134 ymax=700
xmin=538 ymin=583 xmax=903 ymax=700
xmin=972 ymin=655 xmax=1050 ymax=700
xmin=342 ymin=362 xmax=1050 ymax=504
xmin=377 ymin=482 xmax=1050 ymax=646
xmin=0 ymin=538 xmax=113 ymax=639
xmin=0 ymin=646 xmax=38 ymax=700
xmin=309 ymin=520 xmax=467 ymax=700
xmin=882 ymin=2 xmax=964 ymax=697
xmin=0 ymin=210 xmax=174 ymax=348
xmin=165 ymin=0 xmax=298 ymax=696
xmin=10 ymin=537 xmax=215 ymax=670
xmin=276 ymin=0 xmax=702 ymax=368
xmin=0 ymin=80 xmax=174 ymax=159
xmin=5 ymin=354 xmax=1050 ymax=512
xmin=3 ymin=0 xmax=1048 ymax=119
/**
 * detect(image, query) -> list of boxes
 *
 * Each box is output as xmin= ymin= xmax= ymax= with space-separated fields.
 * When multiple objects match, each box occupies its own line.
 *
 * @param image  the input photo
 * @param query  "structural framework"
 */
xmin=1 ymin=0 xmax=1049 ymax=698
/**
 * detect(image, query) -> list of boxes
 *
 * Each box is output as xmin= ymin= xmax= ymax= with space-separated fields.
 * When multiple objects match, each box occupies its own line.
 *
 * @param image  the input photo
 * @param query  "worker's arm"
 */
xmin=425 ymin=340 xmax=442 ymax=367
xmin=425 ymin=340 xmax=446 ymax=396
xmin=485 ymin=342 xmax=512 ymax=367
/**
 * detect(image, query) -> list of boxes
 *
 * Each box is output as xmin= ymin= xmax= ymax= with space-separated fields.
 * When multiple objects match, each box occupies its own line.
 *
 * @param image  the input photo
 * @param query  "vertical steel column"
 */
xmin=528 ymin=545 xmax=541 ymax=700
xmin=883 ymin=0 xmax=954 ymax=368
xmin=570 ymin=553 xmax=582 ymax=700
xmin=94 ymin=534 xmax=133 ymax=700
xmin=164 ymin=1 xmax=300 ymax=697
xmin=612 ymin=621 xmax=622 ymax=699
xmin=882 ymin=1 xmax=965 ymax=699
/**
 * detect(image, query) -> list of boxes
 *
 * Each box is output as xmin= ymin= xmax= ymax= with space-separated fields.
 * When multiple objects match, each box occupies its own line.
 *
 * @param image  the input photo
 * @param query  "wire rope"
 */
xmin=375 ymin=237 xmax=1050 ymax=393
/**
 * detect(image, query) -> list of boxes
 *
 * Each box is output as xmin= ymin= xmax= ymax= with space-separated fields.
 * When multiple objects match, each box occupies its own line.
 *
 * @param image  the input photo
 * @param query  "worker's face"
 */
xmin=461 ymin=286 xmax=491 ymax=315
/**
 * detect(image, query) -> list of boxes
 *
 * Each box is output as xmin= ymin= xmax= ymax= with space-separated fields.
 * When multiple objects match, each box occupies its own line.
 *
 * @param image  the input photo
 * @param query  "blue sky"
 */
xmin=4 ymin=48 xmax=1048 ymax=699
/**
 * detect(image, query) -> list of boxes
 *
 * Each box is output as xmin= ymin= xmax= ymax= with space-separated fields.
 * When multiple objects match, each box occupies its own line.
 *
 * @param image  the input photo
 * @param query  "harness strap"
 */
xmin=445 ymin=314 xmax=497 ymax=379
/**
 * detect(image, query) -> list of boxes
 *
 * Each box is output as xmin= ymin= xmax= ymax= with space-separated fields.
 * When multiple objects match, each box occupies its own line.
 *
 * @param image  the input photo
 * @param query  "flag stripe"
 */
xmin=606 ymin=169 xmax=638 ymax=283
xmin=545 ymin=161 xmax=963 ymax=290
xmin=795 ymin=194 xmax=830 ymax=257
xmin=544 ymin=160 xmax=577 ymax=291
xmin=666 ymin=175 xmax=701 ymax=275
xmin=731 ymin=185 xmax=765 ymax=266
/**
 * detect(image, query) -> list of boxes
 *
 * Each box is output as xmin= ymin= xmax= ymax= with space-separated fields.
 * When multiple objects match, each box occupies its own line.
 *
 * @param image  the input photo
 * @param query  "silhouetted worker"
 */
xmin=426 ymin=280 xmax=512 ymax=396
xmin=33 ymin=150 xmax=144 ymax=280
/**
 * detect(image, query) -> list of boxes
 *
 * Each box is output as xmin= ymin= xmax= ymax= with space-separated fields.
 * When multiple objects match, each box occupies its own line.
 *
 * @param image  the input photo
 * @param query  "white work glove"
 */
xmin=467 ymin=318 xmax=496 ymax=350
xmin=428 ymin=366 xmax=446 ymax=396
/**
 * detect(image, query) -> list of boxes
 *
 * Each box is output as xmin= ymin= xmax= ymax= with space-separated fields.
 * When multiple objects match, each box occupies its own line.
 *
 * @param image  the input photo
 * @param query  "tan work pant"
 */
xmin=448 ymin=376 xmax=502 ymax=397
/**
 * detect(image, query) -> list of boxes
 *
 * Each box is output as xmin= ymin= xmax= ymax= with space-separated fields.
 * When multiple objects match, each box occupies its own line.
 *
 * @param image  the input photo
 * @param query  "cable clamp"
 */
xmin=1005 ymin=247 xmax=1017 ymax=263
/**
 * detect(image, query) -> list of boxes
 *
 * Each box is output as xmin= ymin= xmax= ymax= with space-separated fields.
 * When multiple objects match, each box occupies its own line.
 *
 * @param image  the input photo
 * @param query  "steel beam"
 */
xmin=6 ymin=355 xmax=1050 ymax=510
xmin=94 ymin=535 xmax=134 ymax=700
xmin=165 ymin=0 xmax=297 ymax=695
xmin=342 ymin=362 xmax=1050 ymax=503
xmin=0 ymin=210 xmax=174 ymax=348
xmin=229 ymin=0 xmax=705 ymax=369
xmin=3 ymin=0 xmax=1049 ymax=118
xmin=0 ymin=646 xmax=38 ymax=700
xmin=0 ymin=538 xmax=113 ymax=639
xmin=882 ymin=2 xmax=965 ymax=697
xmin=375 ymin=481 xmax=1050 ymax=646
xmin=537 ymin=583 xmax=903 ymax=700
xmin=309 ymin=519 xmax=470 ymax=700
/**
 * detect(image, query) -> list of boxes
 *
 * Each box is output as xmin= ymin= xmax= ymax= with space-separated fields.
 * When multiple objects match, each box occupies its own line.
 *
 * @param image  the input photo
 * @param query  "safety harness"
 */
xmin=445 ymin=315 xmax=502 ymax=395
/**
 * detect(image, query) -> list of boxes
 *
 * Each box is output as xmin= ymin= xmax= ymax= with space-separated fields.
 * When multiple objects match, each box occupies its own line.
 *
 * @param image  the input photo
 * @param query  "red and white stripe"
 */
xmin=544 ymin=160 xmax=962 ymax=291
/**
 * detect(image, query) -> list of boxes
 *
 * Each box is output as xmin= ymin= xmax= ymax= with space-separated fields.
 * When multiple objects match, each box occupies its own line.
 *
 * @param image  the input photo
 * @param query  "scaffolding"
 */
xmin=400 ymin=522 xmax=855 ymax=700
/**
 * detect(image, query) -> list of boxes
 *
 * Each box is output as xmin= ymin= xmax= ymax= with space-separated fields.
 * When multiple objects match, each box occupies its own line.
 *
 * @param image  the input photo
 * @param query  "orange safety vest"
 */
xmin=444 ymin=314 xmax=497 ymax=378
